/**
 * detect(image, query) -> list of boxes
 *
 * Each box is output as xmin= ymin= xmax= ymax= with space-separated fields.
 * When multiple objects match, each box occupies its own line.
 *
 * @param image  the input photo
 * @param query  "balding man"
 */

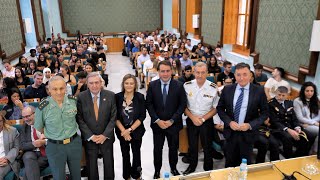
xmin=21 ymin=106 xmax=49 ymax=180
xmin=35 ymin=76 xmax=82 ymax=180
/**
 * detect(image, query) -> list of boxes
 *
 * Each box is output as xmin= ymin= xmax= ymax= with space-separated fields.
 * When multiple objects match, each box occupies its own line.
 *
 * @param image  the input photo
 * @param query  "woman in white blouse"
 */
xmin=293 ymin=82 xmax=320 ymax=152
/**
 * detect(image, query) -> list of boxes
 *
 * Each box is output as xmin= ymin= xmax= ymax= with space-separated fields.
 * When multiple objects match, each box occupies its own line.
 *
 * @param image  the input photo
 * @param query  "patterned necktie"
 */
xmin=234 ymin=88 xmax=244 ymax=122
xmin=93 ymin=95 xmax=99 ymax=121
xmin=33 ymin=127 xmax=46 ymax=157
xmin=163 ymin=84 xmax=167 ymax=105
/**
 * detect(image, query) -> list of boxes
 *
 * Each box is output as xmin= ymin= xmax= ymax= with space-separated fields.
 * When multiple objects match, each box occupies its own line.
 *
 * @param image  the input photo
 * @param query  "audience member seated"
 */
xmin=20 ymin=106 xmax=49 ymax=180
xmin=213 ymin=46 xmax=225 ymax=62
xmin=25 ymin=60 xmax=39 ymax=75
xmin=172 ymin=59 xmax=182 ymax=77
xmin=202 ymin=46 xmax=213 ymax=61
xmin=178 ymin=65 xmax=195 ymax=84
xmin=2 ymin=60 xmax=15 ymax=78
xmin=37 ymin=54 xmax=48 ymax=71
xmin=137 ymin=47 xmax=150 ymax=89
xmin=69 ymin=59 xmax=84 ymax=73
xmin=97 ymin=46 xmax=106 ymax=62
xmin=27 ymin=49 xmax=37 ymax=62
xmin=24 ymin=72 xmax=48 ymax=100
xmin=1 ymin=77 xmax=18 ymax=99
xmin=250 ymin=71 xmax=259 ymax=85
xmin=14 ymin=66 xmax=31 ymax=88
xmin=60 ymin=65 xmax=76 ymax=85
xmin=143 ymin=51 xmax=156 ymax=78
xmin=180 ymin=51 xmax=193 ymax=70
xmin=171 ymin=48 xmax=182 ymax=61
xmin=254 ymin=64 xmax=268 ymax=83
xmin=0 ymin=111 xmax=20 ymax=179
xmin=147 ymin=61 xmax=159 ymax=83
xmin=42 ymin=68 xmax=52 ymax=84
xmin=269 ymin=86 xmax=314 ymax=158
xmin=49 ymin=59 xmax=60 ymax=74
xmin=217 ymin=77 xmax=233 ymax=95
xmin=73 ymin=71 xmax=87 ymax=96
xmin=294 ymin=82 xmax=320 ymax=153
xmin=216 ymin=61 xmax=235 ymax=87
xmin=2 ymin=87 xmax=28 ymax=120
xmin=254 ymin=117 xmax=280 ymax=163
xmin=16 ymin=56 xmax=28 ymax=72
xmin=76 ymin=46 xmax=86 ymax=59
xmin=207 ymin=56 xmax=221 ymax=74
xmin=84 ymin=63 xmax=95 ymax=73
xmin=264 ymin=67 xmax=291 ymax=101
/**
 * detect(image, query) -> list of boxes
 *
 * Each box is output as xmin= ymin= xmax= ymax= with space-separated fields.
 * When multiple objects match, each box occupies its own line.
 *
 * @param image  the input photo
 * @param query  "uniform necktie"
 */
xmin=234 ymin=88 xmax=244 ymax=122
xmin=33 ymin=127 xmax=46 ymax=156
xmin=163 ymin=84 xmax=167 ymax=105
xmin=93 ymin=95 xmax=99 ymax=121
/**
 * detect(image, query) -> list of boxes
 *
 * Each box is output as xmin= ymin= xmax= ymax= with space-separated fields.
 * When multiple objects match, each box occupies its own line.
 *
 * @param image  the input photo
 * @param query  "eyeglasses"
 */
xmin=22 ymin=112 xmax=34 ymax=119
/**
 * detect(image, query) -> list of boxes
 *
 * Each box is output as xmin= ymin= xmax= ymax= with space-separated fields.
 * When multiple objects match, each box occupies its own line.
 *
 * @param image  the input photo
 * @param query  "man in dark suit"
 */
xmin=217 ymin=63 xmax=268 ymax=167
xmin=146 ymin=60 xmax=187 ymax=179
xmin=77 ymin=72 xmax=117 ymax=180
xmin=21 ymin=106 xmax=49 ymax=180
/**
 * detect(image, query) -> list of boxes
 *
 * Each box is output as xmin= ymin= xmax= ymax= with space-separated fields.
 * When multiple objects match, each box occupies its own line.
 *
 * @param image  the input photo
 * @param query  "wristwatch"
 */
xmin=201 ymin=118 xmax=205 ymax=122
xmin=128 ymin=128 xmax=133 ymax=132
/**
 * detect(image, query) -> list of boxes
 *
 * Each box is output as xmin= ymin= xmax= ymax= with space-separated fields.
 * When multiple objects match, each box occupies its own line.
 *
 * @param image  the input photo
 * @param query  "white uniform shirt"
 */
xmin=184 ymin=79 xmax=219 ymax=116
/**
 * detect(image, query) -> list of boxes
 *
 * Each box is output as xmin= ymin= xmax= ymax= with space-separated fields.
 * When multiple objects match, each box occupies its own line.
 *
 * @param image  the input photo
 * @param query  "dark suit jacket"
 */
xmin=146 ymin=79 xmax=187 ymax=133
xmin=268 ymin=98 xmax=300 ymax=130
xmin=115 ymin=92 xmax=146 ymax=140
xmin=20 ymin=124 xmax=36 ymax=152
xmin=217 ymin=83 xmax=269 ymax=142
xmin=76 ymin=89 xmax=117 ymax=146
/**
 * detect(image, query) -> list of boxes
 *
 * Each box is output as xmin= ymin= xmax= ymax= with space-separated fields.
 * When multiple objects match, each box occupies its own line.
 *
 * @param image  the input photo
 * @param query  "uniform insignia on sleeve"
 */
xmin=38 ymin=100 xmax=49 ymax=110
xmin=210 ymin=83 xmax=217 ymax=88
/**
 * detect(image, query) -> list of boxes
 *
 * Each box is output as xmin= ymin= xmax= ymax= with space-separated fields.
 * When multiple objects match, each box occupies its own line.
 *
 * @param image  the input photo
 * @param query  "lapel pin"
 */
xmin=103 ymin=98 xmax=106 ymax=101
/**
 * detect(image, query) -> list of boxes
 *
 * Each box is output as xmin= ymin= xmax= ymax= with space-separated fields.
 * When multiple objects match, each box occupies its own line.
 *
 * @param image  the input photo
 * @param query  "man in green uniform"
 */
xmin=35 ymin=76 xmax=82 ymax=180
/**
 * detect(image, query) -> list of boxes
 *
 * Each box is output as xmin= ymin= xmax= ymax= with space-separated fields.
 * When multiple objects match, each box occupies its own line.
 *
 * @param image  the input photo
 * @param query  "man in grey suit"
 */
xmin=21 ymin=106 xmax=49 ymax=180
xmin=0 ymin=111 xmax=20 ymax=179
xmin=77 ymin=72 xmax=117 ymax=180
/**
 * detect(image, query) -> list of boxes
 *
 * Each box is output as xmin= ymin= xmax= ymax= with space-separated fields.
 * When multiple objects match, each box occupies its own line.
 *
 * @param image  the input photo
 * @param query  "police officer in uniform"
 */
xmin=35 ymin=76 xmax=82 ymax=180
xmin=183 ymin=62 xmax=220 ymax=175
xmin=269 ymin=86 xmax=314 ymax=158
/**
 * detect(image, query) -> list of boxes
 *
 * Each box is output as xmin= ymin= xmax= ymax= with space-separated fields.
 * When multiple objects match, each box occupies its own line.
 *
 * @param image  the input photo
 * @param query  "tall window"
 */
xmin=236 ymin=0 xmax=250 ymax=46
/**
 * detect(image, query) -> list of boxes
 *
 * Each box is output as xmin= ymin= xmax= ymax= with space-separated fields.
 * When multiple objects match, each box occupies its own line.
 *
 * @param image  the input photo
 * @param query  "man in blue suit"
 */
xmin=146 ymin=60 xmax=187 ymax=179
xmin=217 ymin=63 xmax=269 ymax=167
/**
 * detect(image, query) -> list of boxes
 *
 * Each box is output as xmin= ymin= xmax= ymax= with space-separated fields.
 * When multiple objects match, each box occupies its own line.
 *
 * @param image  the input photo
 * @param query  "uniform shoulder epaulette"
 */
xmin=38 ymin=100 xmax=49 ymax=110
xmin=210 ymin=83 xmax=217 ymax=88
xmin=68 ymin=95 xmax=77 ymax=100
xmin=268 ymin=98 xmax=276 ymax=103
xmin=184 ymin=81 xmax=192 ymax=85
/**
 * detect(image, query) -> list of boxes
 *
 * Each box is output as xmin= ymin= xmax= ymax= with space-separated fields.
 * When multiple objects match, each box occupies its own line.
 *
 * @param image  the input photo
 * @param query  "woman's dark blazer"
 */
xmin=115 ymin=91 xmax=146 ymax=140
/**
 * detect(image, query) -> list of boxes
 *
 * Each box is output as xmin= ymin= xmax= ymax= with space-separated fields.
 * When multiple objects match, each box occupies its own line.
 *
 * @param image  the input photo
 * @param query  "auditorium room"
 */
xmin=0 ymin=0 xmax=320 ymax=179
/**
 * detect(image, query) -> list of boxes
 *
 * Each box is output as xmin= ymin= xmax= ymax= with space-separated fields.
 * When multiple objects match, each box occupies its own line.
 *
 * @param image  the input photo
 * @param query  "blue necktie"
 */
xmin=163 ymin=84 xmax=167 ymax=105
xmin=234 ymin=88 xmax=244 ymax=122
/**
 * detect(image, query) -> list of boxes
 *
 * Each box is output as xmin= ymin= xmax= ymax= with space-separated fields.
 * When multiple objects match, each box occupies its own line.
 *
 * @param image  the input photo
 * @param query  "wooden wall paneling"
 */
xmin=172 ymin=0 xmax=179 ymax=29
xmin=104 ymin=38 xmax=124 ymax=52
xmin=31 ymin=0 xmax=41 ymax=43
xmin=39 ymin=0 xmax=46 ymax=41
xmin=220 ymin=0 xmax=225 ymax=46
xmin=223 ymin=0 xmax=238 ymax=44
xmin=185 ymin=0 xmax=201 ymax=36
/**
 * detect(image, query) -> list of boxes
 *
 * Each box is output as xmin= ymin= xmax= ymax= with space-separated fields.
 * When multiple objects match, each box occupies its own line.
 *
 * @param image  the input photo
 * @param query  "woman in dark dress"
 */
xmin=115 ymin=74 xmax=146 ymax=180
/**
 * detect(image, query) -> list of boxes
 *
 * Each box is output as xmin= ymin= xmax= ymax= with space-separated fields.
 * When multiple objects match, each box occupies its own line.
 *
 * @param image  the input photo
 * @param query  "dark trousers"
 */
xmin=273 ymin=131 xmax=314 ymax=159
xmin=84 ymin=141 xmax=114 ymax=180
xmin=119 ymin=137 xmax=142 ymax=179
xmin=186 ymin=118 xmax=213 ymax=171
xmin=153 ymin=129 xmax=179 ymax=172
xmin=22 ymin=151 xmax=49 ymax=180
xmin=254 ymin=134 xmax=280 ymax=163
xmin=46 ymin=135 xmax=82 ymax=180
xmin=225 ymin=132 xmax=254 ymax=168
